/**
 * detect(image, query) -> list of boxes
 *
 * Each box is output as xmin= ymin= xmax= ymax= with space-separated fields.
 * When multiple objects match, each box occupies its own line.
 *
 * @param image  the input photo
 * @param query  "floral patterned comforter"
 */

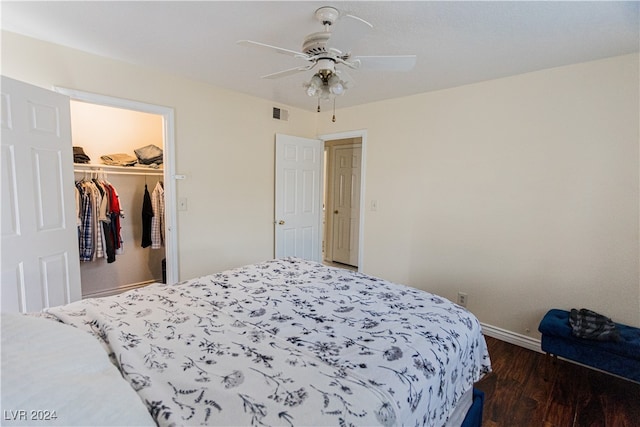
xmin=44 ymin=258 xmax=491 ymax=426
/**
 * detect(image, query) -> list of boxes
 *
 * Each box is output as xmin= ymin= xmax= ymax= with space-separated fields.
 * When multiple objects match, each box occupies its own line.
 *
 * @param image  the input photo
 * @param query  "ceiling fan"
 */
xmin=237 ymin=6 xmax=416 ymax=118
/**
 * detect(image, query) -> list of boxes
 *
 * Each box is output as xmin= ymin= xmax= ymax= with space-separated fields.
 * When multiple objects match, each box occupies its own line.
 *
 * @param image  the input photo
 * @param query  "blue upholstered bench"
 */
xmin=538 ymin=309 xmax=640 ymax=383
xmin=461 ymin=389 xmax=484 ymax=427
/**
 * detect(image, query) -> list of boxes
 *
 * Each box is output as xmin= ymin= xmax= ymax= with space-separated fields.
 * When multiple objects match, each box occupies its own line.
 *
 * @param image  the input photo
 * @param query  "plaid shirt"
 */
xmin=76 ymin=181 xmax=93 ymax=261
xmin=150 ymin=181 xmax=164 ymax=249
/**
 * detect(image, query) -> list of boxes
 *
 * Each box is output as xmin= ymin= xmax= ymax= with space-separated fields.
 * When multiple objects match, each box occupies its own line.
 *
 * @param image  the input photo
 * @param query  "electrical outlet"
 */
xmin=457 ymin=292 xmax=468 ymax=307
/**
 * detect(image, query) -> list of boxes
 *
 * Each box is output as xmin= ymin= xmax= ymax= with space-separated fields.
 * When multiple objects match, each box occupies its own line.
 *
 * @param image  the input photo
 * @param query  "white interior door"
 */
xmin=1 ymin=76 xmax=82 ymax=313
xmin=331 ymin=145 xmax=361 ymax=266
xmin=274 ymin=134 xmax=323 ymax=261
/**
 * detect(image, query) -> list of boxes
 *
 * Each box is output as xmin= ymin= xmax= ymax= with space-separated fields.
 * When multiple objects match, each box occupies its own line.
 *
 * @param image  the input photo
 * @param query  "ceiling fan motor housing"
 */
xmin=302 ymin=32 xmax=330 ymax=56
xmin=316 ymin=58 xmax=335 ymax=75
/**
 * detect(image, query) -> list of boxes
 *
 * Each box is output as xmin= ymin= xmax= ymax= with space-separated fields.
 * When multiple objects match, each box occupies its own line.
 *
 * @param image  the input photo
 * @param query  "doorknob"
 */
xmin=334 ymin=210 xmax=339 ymax=214
xmin=278 ymin=220 xmax=285 ymax=225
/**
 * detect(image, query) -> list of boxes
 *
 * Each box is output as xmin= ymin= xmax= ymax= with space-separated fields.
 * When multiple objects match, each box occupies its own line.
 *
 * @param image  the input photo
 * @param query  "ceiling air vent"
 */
xmin=272 ymin=107 xmax=289 ymax=121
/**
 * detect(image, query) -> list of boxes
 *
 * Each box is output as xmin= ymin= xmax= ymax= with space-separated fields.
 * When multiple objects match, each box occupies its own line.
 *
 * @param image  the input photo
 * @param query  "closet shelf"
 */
xmin=74 ymin=163 xmax=164 ymax=176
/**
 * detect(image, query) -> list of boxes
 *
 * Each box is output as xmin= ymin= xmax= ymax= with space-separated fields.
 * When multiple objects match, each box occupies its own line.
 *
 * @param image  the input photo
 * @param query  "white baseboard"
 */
xmin=481 ymin=322 xmax=543 ymax=354
xmin=82 ymin=280 xmax=158 ymax=299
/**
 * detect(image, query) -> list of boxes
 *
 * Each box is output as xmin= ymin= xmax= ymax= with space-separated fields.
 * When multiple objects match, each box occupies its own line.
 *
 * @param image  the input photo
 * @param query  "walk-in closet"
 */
xmin=71 ymin=100 xmax=166 ymax=298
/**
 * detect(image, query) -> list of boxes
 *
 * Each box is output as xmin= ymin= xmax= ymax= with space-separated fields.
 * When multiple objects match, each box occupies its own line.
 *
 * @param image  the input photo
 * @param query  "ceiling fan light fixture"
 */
xmin=305 ymin=71 xmax=346 ymax=99
xmin=328 ymin=74 xmax=345 ymax=95
xmin=305 ymin=74 xmax=323 ymax=97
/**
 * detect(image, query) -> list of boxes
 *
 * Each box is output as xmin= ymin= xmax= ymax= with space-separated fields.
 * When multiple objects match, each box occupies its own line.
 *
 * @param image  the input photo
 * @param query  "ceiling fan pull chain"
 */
xmin=332 ymin=98 xmax=336 ymax=122
xmin=317 ymin=98 xmax=321 ymax=113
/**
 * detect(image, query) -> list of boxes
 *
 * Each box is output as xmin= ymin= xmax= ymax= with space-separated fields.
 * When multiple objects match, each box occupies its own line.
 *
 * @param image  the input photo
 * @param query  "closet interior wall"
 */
xmin=71 ymin=100 xmax=165 ymax=298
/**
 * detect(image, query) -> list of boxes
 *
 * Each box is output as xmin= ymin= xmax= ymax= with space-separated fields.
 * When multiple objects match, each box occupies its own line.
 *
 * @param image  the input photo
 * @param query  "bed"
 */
xmin=1 ymin=258 xmax=491 ymax=426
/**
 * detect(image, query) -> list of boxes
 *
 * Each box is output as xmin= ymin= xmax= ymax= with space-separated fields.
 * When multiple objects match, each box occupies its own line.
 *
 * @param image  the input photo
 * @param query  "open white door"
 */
xmin=331 ymin=145 xmax=361 ymax=266
xmin=1 ymin=76 xmax=82 ymax=312
xmin=274 ymin=134 xmax=323 ymax=261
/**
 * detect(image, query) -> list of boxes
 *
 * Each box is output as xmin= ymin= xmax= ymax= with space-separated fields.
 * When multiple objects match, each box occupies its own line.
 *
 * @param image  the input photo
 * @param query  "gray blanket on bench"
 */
xmin=569 ymin=308 xmax=620 ymax=342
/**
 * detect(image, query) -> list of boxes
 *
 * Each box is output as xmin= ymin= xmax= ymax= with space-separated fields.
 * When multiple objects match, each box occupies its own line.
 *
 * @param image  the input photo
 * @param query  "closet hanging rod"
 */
xmin=74 ymin=169 xmax=163 ymax=177
xmin=73 ymin=166 xmax=163 ymax=176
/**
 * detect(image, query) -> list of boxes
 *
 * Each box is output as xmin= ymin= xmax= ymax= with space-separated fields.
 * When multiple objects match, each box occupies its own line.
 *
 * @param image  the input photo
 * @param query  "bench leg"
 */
xmin=543 ymin=352 xmax=557 ymax=382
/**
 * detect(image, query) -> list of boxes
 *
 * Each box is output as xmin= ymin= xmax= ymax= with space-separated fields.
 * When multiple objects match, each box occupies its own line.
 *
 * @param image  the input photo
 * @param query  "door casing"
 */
xmin=319 ymin=130 xmax=367 ymax=271
xmin=54 ymin=87 xmax=179 ymax=285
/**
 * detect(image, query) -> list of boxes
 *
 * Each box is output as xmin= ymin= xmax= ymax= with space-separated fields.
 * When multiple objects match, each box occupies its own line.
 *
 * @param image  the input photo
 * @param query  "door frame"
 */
xmin=318 ymin=129 xmax=367 ymax=271
xmin=325 ymin=142 xmax=362 ymax=266
xmin=53 ymin=87 xmax=179 ymax=285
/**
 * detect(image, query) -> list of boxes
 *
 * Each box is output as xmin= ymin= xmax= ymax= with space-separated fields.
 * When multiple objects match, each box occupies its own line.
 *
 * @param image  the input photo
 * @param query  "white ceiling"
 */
xmin=2 ymin=1 xmax=638 ymax=112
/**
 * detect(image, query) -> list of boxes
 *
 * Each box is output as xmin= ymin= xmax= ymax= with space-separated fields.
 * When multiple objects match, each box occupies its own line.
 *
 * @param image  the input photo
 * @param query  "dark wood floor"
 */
xmin=475 ymin=336 xmax=640 ymax=427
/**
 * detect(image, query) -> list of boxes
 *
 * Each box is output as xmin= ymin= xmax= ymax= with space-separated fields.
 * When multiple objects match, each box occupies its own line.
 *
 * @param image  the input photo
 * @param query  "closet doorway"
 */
xmin=55 ymin=87 xmax=177 ymax=297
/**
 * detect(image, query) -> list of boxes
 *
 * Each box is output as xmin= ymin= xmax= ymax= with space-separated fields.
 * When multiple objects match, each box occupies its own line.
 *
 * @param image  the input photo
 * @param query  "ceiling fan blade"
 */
xmin=327 ymin=13 xmax=373 ymax=54
xmin=237 ymin=40 xmax=310 ymax=60
xmin=342 ymin=13 xmax=373 ymax=29
xmin=261 ymin=64 xmax=316 ymax=79
xmin=352 ymin=55 xmax=417 ymax=71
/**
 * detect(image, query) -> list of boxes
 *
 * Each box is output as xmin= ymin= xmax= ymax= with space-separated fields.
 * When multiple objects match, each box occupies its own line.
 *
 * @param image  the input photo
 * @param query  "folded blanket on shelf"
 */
xmin=73 ymin=146 xmax=91 ymax=164
xmin=134 ymin=144 xmax=163 ymax=165
xmin=100 ymin=153 xmax=138 ymax=166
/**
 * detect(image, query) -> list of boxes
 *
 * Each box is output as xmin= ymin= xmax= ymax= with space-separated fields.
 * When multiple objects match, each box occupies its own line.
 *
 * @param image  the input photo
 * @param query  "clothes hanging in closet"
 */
xmin=75 ymin=176 xmax=124 ymax=263
xmin=150 ymin=181 xmax=164 ymax=249
xmin=141 ymin=184 xmax=153 ymax=248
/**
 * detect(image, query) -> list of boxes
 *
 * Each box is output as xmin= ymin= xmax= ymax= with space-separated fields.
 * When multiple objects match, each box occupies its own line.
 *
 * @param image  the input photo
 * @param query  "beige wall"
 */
xmin=318 ymin=54 xmax=640 ymax=334
xmin=1 ymin=31 xmax=317 ymax=280
xmin=70 ymin=101 xmax=164 ymax=163
xmin=3 ymin=31 xmax=638 ymax=337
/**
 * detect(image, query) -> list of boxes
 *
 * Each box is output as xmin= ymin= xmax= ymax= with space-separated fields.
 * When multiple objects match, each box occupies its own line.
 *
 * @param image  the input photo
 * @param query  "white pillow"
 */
xmin=1 ymin=313 xmax=155 ymax=426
